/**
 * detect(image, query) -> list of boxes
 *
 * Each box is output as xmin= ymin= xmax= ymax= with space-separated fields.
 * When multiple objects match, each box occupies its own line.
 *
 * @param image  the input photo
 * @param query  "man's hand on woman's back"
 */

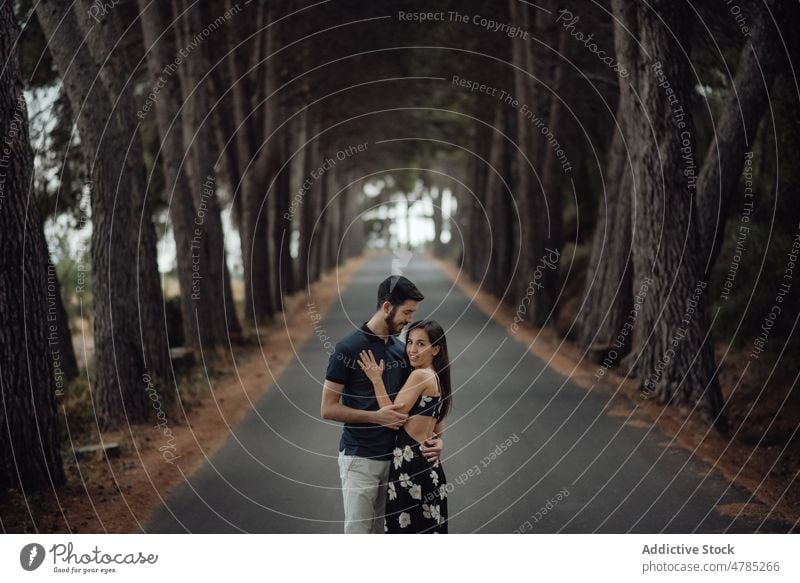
xmin=422 ymin=437 xmax=444 ymax=465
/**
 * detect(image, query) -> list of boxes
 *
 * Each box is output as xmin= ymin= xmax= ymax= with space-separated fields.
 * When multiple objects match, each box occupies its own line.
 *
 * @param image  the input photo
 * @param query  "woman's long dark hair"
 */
xmin=407 ymin=319 xmax=452 ymax=420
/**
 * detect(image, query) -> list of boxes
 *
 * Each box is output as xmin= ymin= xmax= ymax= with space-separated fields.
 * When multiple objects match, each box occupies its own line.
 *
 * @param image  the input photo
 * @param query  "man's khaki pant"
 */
xmin=338 ymin=450 xmax=390 ymax=534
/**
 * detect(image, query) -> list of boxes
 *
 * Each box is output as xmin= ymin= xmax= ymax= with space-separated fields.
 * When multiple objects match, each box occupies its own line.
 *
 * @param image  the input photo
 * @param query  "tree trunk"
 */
xmin=533 ymin=26 xmax=574 ymax=326
xmin=308 ymin=131 xmax=326 ymax=283
xmin=579 ymin=130 xmax=634 ymax=360
xmin=267 ymin=4 xmax=289 ymax=311
xmin=296 ymin=109 xmax=312 ymax=284
xmin=36 ymin=0 xmax=151 ymax=429
xmin=498 ymin=113 xmax=516 ymax=297
xmin=452 ymin=178 xmax=469 ymax=269
xmin=696 ymin=5 xmax=786 ymax=267
xmin=509 ymin=0 xmax=533 ymax=305
xmin=276 ymin=128 xmax=296 ymax=298
xmin=46 ymin=254 xmax=79 ymax=384
xmin=431 ymin=186 xmax=443 ymax=257
xmin=299 ymin=111 xmax=319 ymax=284
xmin=631 ymin=1 xmax=726 ymax=431
xmin=76 ymin=0 xmax=171 ymax=387
xmin=138 ymin=0 xmax=203 ymax=350
xmin=329 ymin=165 xmax=344 ymax=269
xmin=322 ymin=169 xmax=337 ymax=274
xmin=338 ymin=168 xmax=355 ymax=262
xmin=174 ymin=0 xmax=242 ymax=344
xmin=484 ymin=104 xmax=509 ymax=297
xmin=241 ymin=173 xmax=273 ymax=323
xmin=317 ymin=160 xmax=335 ymax=275
xmin=467 ymin=128 xmax=492 ymax=282
xmin=0 ymin=2 xmax=65 ymax=490
xmin=239 ymin=2 xmax=277 ymax=323
xmin=578 ymin=0 xmax=637 ymax=359
xmin=218 ymin=0 xmax=257 ymax=202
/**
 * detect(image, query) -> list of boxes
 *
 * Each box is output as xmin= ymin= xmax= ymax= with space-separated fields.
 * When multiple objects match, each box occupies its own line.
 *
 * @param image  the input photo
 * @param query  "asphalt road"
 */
xmin=146 ymin=255 xmax=792 ymax=533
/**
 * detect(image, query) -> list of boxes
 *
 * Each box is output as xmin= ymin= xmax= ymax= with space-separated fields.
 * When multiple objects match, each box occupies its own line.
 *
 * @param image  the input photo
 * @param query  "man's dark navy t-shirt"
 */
xmin=326 ymin=322 xmax=411 ymax=460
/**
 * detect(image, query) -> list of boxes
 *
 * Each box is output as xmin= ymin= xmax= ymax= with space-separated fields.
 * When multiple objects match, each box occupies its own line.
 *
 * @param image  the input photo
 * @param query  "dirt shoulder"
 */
xmin=432 ymin=257 xmax=799 ymax=530
xmin=1 ymin=258 xmax=362 ymax=534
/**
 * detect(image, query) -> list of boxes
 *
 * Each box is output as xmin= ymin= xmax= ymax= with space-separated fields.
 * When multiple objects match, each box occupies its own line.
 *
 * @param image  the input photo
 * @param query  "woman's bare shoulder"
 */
xmin=408 ymin=368 xmax=438 ymax=394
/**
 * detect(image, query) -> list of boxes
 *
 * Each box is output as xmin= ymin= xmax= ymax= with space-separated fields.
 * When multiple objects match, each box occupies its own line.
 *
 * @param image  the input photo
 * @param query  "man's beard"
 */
xmin=385 ymin=306 xmax=403 ymax=335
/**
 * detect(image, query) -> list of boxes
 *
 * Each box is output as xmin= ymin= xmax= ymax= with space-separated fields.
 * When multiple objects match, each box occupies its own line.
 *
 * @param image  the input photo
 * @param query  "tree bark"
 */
xmin=217 ymin=0 xmax=257 ymax=204
xmin=322 ymin=167 xmax=339 ymax=275
xmin=276 ymin=128 xmax=296 ymax=298
xmin=340 ymin=172 xmax=358 ymax=261
xmin=76 ymin=0 xmax=171 ymax=387
xmin=509 ymin=0 xmax=533 ymax=305
xmin=238 ymin=1 xmax=277 ymax=323
xmin=299 ymin=110 xmax=319 ymax=285
xmin=696 ymin=5 xmax=786 ymax=267
xmin=532 ymin=26 xmax=572 ymax=326
xmin=467 ymin=127 xmax=492 ymax=282
xmin=174 ymin=0 xmax=242 ymax=344
xmin=296 ymin=108 xmax=312 ymax=284
xmin=499 ymin=113 xmax=516 ymax=297
xmin=484 ymin=104 xmax=510 ymax=297
xmin=431 ymin=185 xmax=443 ymax=257
xmin=0 ymin=2 xmax=65 ymax=490
xmin=138 ymin=0 xmax=203 ymax=350
xmin=46 ymin=254 xmax=79 ymax=384
xmin=317 ymin=156 xmax=335 ymax=276
xmin=307 ymin=130 xmax=326 ymax=283
xmin=338 ymin=168 xmax=357 ymax=262
xmin=578 ymin=0 xmax=636 ymax=358
xmin=631 ymin=1 xmax=726 ymax=431
xmin=36 ymin=0 xmax=152 ymax=429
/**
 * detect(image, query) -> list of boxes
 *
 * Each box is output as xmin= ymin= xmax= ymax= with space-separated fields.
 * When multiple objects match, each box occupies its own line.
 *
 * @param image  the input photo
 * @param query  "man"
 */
xmin=321 ymin=275 xmax=445 ymax=533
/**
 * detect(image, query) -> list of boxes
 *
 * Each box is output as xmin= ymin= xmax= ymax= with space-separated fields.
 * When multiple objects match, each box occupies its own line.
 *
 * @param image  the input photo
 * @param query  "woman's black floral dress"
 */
xmin=384 ymin=388 xmax=448 ymax=533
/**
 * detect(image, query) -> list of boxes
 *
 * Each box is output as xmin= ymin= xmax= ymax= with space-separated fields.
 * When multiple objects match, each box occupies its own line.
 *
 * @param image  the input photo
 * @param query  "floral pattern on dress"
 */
xmin=384 ymin=392 xmax=448 ymax=534
xmin=393 ymin=446 xmax=414 ymax=469
xmin=423 ymin=503 xmax=442 ymax=524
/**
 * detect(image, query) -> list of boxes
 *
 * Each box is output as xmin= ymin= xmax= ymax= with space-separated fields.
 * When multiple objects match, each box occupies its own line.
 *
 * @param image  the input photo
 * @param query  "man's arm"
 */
xmin=321 ymin=380 xmax=374 ymax=423
xmin=422 ymin=419 xmax=446 ymax=464
xmin=320 ymin=379 xmax=407 ymax=429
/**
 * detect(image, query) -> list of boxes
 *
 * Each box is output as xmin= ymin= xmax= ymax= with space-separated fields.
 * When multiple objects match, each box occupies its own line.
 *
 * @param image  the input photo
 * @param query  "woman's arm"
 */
xmin=357 ymin=350 xmax=392 ymax=409
xmin=358 ymin=350 xmax=431 ymax=414
xmin=392 ymin=369 xmax=433 ymax=415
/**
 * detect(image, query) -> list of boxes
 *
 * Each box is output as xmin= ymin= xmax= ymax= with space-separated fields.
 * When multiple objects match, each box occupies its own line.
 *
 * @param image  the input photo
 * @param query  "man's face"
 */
xmin=384 ymin=299 xmax=418 ymax=335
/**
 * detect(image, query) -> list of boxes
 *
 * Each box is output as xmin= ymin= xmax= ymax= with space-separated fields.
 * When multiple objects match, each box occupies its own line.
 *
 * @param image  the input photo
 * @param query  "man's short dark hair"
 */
xmin=377 ymin=275 xmax=424 ymax=308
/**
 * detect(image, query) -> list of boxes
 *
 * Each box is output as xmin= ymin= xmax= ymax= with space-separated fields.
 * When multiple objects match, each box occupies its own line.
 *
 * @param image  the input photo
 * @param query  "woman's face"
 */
xmin=406 ymin=327 xmax=439 ymax=369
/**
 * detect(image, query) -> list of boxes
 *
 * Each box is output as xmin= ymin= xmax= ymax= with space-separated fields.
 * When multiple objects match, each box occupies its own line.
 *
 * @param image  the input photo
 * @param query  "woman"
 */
xmin=358 ymin=319 xmax=452 ymax=533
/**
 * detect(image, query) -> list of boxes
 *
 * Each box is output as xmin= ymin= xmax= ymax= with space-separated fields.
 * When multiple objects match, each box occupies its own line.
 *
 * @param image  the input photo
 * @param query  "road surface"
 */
xmin=146 ymin=255 xmax=791 ymax=533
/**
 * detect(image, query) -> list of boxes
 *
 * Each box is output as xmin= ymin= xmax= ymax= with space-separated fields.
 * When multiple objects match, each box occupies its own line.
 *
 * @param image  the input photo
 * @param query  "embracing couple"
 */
xmin=321 ymin=275 xmax=452 ymax=534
